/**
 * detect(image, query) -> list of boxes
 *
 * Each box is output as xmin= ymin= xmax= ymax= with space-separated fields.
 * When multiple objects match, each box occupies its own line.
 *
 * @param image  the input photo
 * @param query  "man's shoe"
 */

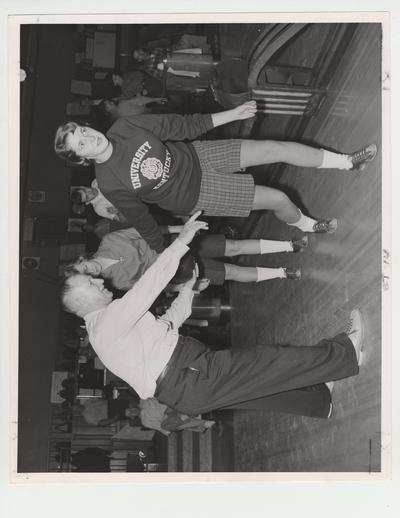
xmin=325 ymin=381 xmax=334 ymax=393
xmin=325 ymin=382 xmax=334 ymax=418
xmin=284 ymin=267 xmax=301 ymax=280
xmin=350 ymin=143 xmax=378 ymax=171
xmin=344 ymin=308 xmax=364 ymax=366
xmin=312 ymin=218 xmax=338 ymax=234
xmin=291 ymin=235 xmax=308 ymax=253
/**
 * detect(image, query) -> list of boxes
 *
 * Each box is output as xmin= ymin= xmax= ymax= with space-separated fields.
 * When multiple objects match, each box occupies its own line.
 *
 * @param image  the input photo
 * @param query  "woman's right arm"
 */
xmin=211 ymin=101 xmax=257 ymax=128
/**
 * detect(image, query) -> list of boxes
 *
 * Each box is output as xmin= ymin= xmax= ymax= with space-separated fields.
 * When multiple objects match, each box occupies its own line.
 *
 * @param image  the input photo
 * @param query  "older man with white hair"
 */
xmin=62 ymin=212 xmax=364 ymax=419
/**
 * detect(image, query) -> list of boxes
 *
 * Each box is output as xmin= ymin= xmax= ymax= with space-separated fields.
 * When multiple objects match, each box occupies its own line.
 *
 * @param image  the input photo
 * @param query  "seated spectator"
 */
xmin=71 ymin=179 xmax=127 ymax=222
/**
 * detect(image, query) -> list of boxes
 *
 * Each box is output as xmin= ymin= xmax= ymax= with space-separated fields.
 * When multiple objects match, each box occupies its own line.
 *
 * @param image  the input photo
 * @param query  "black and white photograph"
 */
xmin=13 ymin=15 xmax=390 ymax=477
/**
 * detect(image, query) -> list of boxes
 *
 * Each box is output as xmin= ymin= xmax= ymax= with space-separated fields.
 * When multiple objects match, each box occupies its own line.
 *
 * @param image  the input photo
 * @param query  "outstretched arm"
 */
xmin=211 ymin=100 xmax=257 ymax=128
xmin=160 ymin=284 xmax=195 ymax=331
xmin=112 ymin=112 xmax=214 ymax=141
xmin=100 ymin=212 xmax=208 ymax=334
xmin=112 ymin=101 xmax=255 ymax=141
xmin=161 ymin=263 xmax=210 ymax=330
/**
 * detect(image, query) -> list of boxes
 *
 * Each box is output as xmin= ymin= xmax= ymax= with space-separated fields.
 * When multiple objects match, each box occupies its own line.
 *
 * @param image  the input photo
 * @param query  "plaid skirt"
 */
xmin=191 ymin=140 xmax=255 ymax=217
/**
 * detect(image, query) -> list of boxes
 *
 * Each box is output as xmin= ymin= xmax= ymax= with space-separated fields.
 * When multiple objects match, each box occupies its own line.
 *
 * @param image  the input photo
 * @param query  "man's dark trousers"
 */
xmin=155 ymin=334 xmax=358 ymax=415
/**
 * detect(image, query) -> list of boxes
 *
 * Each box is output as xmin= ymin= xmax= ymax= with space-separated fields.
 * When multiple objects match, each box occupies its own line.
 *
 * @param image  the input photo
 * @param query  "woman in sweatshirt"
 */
xmin=54 ymin=101 xmax=377 ymax=252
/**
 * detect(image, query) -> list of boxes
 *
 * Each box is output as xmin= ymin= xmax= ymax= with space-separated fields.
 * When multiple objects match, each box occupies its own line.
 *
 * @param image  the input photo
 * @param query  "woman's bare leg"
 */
xmin=224 ymin=263 xmax=281 ymax=282
xmin=239 ymin=140 xmax=377 ymax=171
xmin=251 ymin=186 xmax=337 ymax=233
xmin=252 ymin=185 xmax=301 ymax=223
xmin=240 ymin=140 xmax=324 ymax=169
xmin=224 ymin=264 xmax=301 ymax=282
xmin=224 ymin=239 xmax=293 ymax=256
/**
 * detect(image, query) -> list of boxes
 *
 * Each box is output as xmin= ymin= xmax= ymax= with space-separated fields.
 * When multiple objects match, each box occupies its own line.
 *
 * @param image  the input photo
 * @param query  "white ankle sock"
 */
xmin=256 ymin=267 xmax=285 ymax=282
xmin=288 ymin=211 xmax=317 ymax=233
xmin=318 ymin=149 xmax=352 ymax=170
xmin=259 ymin=239 xmax=293 ymax=254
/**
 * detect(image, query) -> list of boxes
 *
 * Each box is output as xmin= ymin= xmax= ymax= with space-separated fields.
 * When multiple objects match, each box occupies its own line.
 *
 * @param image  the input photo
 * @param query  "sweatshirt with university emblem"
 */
xmin=95 ymin=113 xmax=214 ymax=252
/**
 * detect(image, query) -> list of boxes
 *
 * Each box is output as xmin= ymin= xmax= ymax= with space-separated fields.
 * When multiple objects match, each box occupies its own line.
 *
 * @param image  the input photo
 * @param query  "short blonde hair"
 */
xmin=54 ymin=121 xmax=92 ymax=166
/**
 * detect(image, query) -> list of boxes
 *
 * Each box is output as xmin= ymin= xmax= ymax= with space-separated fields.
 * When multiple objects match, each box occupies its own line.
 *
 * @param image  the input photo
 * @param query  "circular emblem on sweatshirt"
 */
xmin=140 ymin=157 xmax=163 ymax=180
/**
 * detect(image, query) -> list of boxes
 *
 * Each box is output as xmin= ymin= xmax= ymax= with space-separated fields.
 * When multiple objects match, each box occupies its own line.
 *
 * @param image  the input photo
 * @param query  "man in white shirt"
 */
xmin=71 ymin=179 xmax=127 ymax=222
xmin=62 ymin=212 xmax=364 ymax=418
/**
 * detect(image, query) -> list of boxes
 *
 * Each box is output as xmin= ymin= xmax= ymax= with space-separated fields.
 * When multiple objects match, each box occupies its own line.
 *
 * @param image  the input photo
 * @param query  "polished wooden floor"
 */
xmin=230 ymin=24 xmax=383 ymax=471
